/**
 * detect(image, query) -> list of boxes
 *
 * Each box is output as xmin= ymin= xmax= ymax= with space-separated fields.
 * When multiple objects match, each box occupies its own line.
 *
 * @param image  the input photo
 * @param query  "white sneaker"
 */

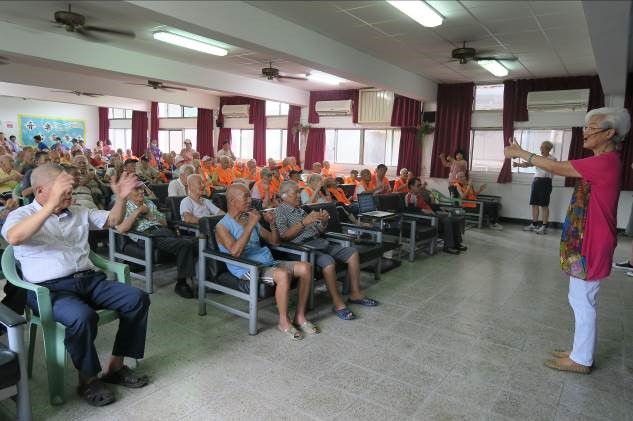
xmin=489 ymin=223 xmax=503 ymax=230
xmin=626 ymin=270 xmax=633 ymax=277
xmin=535 ymin=225 xmax=547 ymax=235
xmin=523 ymin=223 xmax=538 ymax=232
xmin=613 ymin=260 xmax=633 ymax=270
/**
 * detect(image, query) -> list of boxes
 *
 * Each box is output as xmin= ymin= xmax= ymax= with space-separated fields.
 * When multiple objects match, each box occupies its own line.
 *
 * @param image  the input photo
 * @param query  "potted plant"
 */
xmin=416 ymin=122 xmax=434 ymax=145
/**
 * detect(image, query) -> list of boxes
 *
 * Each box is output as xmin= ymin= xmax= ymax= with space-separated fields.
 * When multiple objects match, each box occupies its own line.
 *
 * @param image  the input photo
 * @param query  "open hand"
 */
xmin=47 ymin=171 xmax=74 ymax=210
xmin=111 ymin=172 xmax=138 ymax=200
xmin=504 ymin=138 xmax=524 ymax=159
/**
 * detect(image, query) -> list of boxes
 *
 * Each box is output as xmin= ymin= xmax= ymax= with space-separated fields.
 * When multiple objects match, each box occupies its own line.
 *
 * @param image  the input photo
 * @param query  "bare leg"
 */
xmin=322 ymin=264 xmax=346 ymax=310
xmin=273 ymin=269 xmax=292 ymax=331
xmin=531 ymin=205 xmax=539 ymax=223
xmin=347 ymin=252 xmax=365 ymax=301
xmin=542 ymin=207 xmax=550 ymax=225
xmin=101 ymin=355 xmax=124 ymax=377
xmin=292 ymin=262 xmax=312 ymax=325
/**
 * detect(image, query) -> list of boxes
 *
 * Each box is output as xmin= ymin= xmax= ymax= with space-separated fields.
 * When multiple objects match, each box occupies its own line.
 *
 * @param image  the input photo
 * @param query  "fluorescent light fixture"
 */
xmin=306 ymin=71 xmax=344 ymax=85
xmin=153 ymin=31 xmax=228 ymax=56
xmin=386 ymin=1 xmax=443 ymax=28
xmin=477 ymin=60 xmax=509 ymax=77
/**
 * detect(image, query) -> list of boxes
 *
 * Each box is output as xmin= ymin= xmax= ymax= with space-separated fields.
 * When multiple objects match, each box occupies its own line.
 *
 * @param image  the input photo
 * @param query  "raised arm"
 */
xmin=215 ymin=211 xmax=259 ymax=257
xmin=505 ymin=139 xmax=580 ymax=178
xmin=439 ymin=153 xmax=452 ymax=168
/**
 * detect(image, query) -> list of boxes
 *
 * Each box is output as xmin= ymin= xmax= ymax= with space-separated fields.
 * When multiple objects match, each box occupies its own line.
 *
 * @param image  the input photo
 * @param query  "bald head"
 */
xmin=226 ymin=183 xmax=250 ymax=214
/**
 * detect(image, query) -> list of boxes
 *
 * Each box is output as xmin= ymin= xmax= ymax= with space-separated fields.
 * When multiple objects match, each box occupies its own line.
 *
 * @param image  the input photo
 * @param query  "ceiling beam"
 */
xmin=582 ymin=1 xmax=631 ymax=96
xmin=0 ymin=22 xmax=309 ymax=106
xmin=126 ymin=0 xmax=437 ymax=101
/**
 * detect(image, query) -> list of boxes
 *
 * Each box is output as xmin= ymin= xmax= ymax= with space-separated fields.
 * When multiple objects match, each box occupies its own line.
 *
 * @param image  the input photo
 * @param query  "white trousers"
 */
xmin=568 ymin=276 xmax=601 ymax=366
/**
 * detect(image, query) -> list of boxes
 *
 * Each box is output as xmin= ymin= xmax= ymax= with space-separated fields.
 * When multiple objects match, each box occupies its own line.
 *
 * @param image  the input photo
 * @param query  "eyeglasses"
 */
xmin=582 ymin=126 xmax=606 ymax=133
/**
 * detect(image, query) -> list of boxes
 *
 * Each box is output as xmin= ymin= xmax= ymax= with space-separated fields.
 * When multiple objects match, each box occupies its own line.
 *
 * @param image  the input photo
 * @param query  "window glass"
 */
xmin=470 ymin=130 xmax=505 ymax=171
xmin=158 ymin=131 xmax=170 ymax=153
xmin=183 ymin=107 xmax=197 ymax=118
xmin=385 ymin=129 xmax=400 ymax=167
xmin=281 ymin=129 xmax=288 ymax=158
xmin=112 ymin=108 xmax=126 ymax=119
xmin=170 ymin=130 xmax=183 ymax=151
xmin=266 ymin=101 xmax=280 ymax=116
xmin=474 ymin=84 xmax=504 ymax=110
xmin=266 ymin=129 xmax=283 ymax=160
xmin=325 ymin=130 xmax=336 ymax=162
xmin=239 ymin=130 xmax=254 ymax=160
xmin=158 ymin=103 xmax=168 ymax=118
xmin=336 ymin=130 xmax=361 ymax=164
xmin=108 ymin=128 xmax=131 ymax=151
xmin=513 ymin=129 xmax=571 ymax=173
xmin=364 ymin=130 xmax=388 ymax=165
xmin=280 ymin=103 xmax=289 ymax=116
xmin=167 ymin=103 xmax=182 ymax=118
xmin=108 ymin=108 xmax=114 ymax=119
xmin=125 ymin=109 xmax=133 ymax=119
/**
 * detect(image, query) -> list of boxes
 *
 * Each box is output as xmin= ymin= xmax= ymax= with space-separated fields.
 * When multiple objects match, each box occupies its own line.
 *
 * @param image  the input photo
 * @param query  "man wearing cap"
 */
xmin=180 ymin=139 xmax=196 ymax=162
xmin=217 ymin=140 xmax=236 ymax=160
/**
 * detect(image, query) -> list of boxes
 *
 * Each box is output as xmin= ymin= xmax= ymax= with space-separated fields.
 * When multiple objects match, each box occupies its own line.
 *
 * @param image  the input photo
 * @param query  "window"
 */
xmin=108 ymin=108 xmax=133 ymax=119
xmin=230 ymin=129 xmax=254 ymax=160
xmin=469 ymin=130 xmax=505 ymax=172
xmin=364 ymin=129 xmax=400 ymax=167
xmin=325 ymin=130 xmax=361 ymax=164
xmin=158 ymin=103 xmax=198 ymax=118
xmin=512 ymin=129 xmax=571 ymax=173
xmin=108 ymin=128 xmax=132 ymax=151
xmin=474 ymin=84 xmax=504 ymax=110
xmin=265 ymin=101 xmax=289 ymax=116
xmin=157 ymin=129 xmax=197 ymax=153
xmin=265 ymin=129 xmax=288 ymax=160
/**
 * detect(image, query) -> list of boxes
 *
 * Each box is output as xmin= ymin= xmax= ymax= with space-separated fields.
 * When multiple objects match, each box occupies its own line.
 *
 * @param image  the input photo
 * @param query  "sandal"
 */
xmin=297 ymin=320 xmax=320 ymax=335
xmin=279 ymin=325 xmax=304 ymax=340
xmin=101 ymin=365 xmax=149 ymax=389
xmin=77 ymin=379 xmax=115 ymax=407
xmin=347 ymin=297 xmax=379 ymax=307
xmin=333 ymin=306 xmax=355 ymax=320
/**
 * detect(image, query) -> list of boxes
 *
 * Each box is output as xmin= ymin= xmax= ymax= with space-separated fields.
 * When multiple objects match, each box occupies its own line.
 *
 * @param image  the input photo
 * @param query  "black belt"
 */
xmin=44 ymin=269 xmax=97 ymax=284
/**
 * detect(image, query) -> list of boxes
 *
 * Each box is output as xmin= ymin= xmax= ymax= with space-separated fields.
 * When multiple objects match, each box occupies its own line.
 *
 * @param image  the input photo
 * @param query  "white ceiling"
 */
xmin=249 ymin=0 xmax=596 ymax=83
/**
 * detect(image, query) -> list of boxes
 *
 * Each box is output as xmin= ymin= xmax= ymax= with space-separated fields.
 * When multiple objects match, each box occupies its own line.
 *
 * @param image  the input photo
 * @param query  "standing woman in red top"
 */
xmin=505 ymin=107 xmax=630 ymax=375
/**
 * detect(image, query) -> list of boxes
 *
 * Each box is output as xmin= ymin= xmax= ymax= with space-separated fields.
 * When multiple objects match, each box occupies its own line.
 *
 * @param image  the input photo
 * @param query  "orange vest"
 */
xmin=321 ymin=168 xmax=335 ymax=178
xmin=393 ymin=178 xmax=408 ymax=193
xmin=328 ymin=187 xmax=350 ymax=206
xmin=354 ymin=180 xmax=376 ymax=200
xmin=371 ymin=173 xmax=389 ymax=191
xmin=216 ymin=167 xmax=234 ymax=186
xmin=344 ymin=176 xmax=358 ymax=185
xmin=455 ymin=182 xmax=477 ymax=208
xmin=244 ymin=168 xmax=260 ymax=181
xmin=302 ymin=186 xmax=325 ymax=203
xmin=270 ymin=176 xmax=282 ymax=194
xmin=254 ymin=180 xmax=272 ymax=199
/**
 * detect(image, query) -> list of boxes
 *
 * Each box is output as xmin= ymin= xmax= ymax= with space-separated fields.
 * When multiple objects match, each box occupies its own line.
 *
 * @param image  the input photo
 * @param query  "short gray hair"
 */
xmin=585 ymin=107 xmax=631 ymax=143
xmin=180 ymin=164 xmax=195 ymax=175
xmin=308 ymin=173 xmax=322 ymax=184
xmin=279 ymin=180 xmax=298 ymax=199
xmin=32 ymin=163 xmax=63 ymax=190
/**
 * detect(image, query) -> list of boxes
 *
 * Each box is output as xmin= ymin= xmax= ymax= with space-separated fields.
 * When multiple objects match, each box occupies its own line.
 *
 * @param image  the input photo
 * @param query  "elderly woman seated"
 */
xmin=117 ymin=177 xmax=198 ymax=299
xmin=453 ymin=172 xmax=503 ymax=230
xmin=301 ymin=173 xmax=332 ymax=205
xmin=180 ymin=174 xmax=224 ymax=223
xmin=215 ymin=184 xmax=317 ymax=340
xmin=251 ymin=168 xmax=279 ymax=208
xmin=275 ymin=181 xmax=378 ymax=321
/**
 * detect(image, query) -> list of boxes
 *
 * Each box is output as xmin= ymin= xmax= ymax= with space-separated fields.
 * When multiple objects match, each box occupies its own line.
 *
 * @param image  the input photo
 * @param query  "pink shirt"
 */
xmin=569 ymin=152 xmax=621 ymax=280
xmin=448 ymin=160 xmax=468 ymax=183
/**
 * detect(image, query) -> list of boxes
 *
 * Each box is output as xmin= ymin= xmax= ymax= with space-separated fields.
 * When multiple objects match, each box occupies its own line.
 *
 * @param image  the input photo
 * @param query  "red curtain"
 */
xmin=131 ymin=111 xmax=148 ymax=156
xmin=304 ymin=128 xmax=325 ymax=169
xmin=286 ymin=105 xmax=301 ymax=164
xmin=397 ymin=128 xmax=422 ymax=177
xmin=98 ymin=107 xmax=109 ymax=142
xmin=621 ymin=73 xmax=633 ymax=190
xmin=196 ymin=108 xmax=214 ymax=157
xmin=497 ymin=80 xmax=518 ymax=183
xmin=218 ymin=128 xmax=232 ymax=150
xmin=308 ymin=90 xmax=359 ymax=124
xmin=150 ymin=101 xmax=159 ymax=143
xmin=565 ymin=127 xmax=592 ymax=187
xmin=430 ymin=83 xmax=475 ymax=178
xmin=391 ymin=95 xmax=421 ymax=127
xmin=251 ymin=99 xmax=266 ymax=165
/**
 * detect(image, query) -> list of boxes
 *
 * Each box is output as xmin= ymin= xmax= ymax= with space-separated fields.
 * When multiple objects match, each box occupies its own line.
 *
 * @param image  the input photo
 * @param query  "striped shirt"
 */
xmin=275 ymin=202 xmax=320 ymax=244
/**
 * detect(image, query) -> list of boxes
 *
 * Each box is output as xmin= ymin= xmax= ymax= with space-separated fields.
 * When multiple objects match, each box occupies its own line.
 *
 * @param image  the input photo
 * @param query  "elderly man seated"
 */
xmin=1 ymin=164 xmax=149 ymax=406
xmin=180 ymin=174 xmax=224 ymax=223
xmin=216 ymin=184 xmax=317 ymax=339
xmin=275 ymin=181 xmax=378 ymax=321
xmin=73 ymin=155 xmax=106 ymax=209
xmin=214 ymin=156 xmax=235 ymax=187
xmin=168 ymin=164 xmax=194 ymax=197
xmin=65 ymin=165 xmax=98 ymax=209
xmin=250 ymin=168 xmax=279 ymax=208
xmin=0 ymin=155 xmax=22 ymax=199
xmin=136 ymin=156 xmax=161 ymax=184
xmin=117 ymin=177 xmax=197 ymax=298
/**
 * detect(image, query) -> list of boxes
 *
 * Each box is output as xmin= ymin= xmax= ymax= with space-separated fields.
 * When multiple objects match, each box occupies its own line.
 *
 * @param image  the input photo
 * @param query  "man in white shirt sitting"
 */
xmin=168 ymin=164 xmax=194 ymax=197
xmin=180 ymin=174 xmax=224 ymax=223
xmin=1 ymin=164 xmax=150 ymax=407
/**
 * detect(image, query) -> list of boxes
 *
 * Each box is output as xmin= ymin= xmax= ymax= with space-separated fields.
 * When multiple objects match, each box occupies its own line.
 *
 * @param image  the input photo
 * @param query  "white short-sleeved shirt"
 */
xmin=534 ymin=155 xmax=557 ymax=178
xmin=1 ymin=201 xmax=109 ymax=283
xmin=179 ymin=196 xmax=222 ymax=219
xmin=168 ymin=178 xmax=187 ymax=197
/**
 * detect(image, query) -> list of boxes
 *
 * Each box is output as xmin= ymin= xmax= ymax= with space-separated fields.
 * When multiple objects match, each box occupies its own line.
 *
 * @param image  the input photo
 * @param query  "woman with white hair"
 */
xmin=301 ymin=173 xmax=331 ymax=205
xmin=505 ymin=107 xmax=630 ymax=375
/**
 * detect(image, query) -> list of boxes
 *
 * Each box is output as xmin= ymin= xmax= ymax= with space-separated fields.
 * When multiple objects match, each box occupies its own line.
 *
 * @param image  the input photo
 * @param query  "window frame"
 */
xmin=265 ymin=101 xmax=289 ymax=117
xmin=108 ymin=108 xmax=133 ymax=120
xmin=325 ymin=128 xmax=400 ymax=166
xmin=157 ymin=128 xmax=198 ymax=153
xmin=473 ymin=84 xmax=504 ymax=111
xmin=107 ymin=128 xmax=132 ymax=151
xmin=230 ymin=129 xmax=255 ymax=160
xmin=158 ymin=103 xmax=198 ymax=119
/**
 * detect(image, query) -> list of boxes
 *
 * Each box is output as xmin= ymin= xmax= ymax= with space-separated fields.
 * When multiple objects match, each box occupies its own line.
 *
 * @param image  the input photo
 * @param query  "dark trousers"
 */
xmin=437 ymin=214 xmax=463 ymax=249
xmin=482 ymin=201 xmax=500 ymax=224
xmin=146 ymin=227 xmax=196 ymax=280
xmin=26 ymin=271 xmax=150 ymax=377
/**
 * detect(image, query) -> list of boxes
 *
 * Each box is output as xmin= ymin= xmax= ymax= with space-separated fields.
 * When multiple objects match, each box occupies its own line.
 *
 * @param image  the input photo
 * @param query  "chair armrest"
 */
xmin=324 ymin=232 xmax=355 ymax=241
xmin=90 ymin=251 xmax=130 ymax=285
xmin=402 ymin=213 xmax=438 ymax=227
xmin=270 ymin=242 xmax=311 ymax=259
xmin=0 ymin=303 xmax=26 ymax=329
xmin=340 ymin=222 xmax=381 ymax=233
xmin=110 ymin=228 xmax=153 ymax=241
xmin=201 ymin=249 xmax=266 ymax=270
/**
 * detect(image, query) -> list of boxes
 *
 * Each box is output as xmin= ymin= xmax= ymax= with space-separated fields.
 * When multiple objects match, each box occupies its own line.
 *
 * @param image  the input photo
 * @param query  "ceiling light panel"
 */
xmin=153 ymin=31 xmax=228 ymax=56
xmin=477 ymin=60 xmax=509 ymax=77
xmin=386 ymin=1 xmax=444 ymax=27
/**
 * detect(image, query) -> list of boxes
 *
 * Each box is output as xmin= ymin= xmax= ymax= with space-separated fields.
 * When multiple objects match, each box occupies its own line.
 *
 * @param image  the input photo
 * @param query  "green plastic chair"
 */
xmin=431 ymin=189 xmax=461 ymax=206
xmin=1 ymin=246 xmax=130 ymax=405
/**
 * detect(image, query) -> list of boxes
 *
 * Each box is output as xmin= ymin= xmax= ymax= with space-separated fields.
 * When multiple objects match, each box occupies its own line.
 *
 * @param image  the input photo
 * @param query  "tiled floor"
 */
xmin=1 ymin=224 xmax=633 ymax=420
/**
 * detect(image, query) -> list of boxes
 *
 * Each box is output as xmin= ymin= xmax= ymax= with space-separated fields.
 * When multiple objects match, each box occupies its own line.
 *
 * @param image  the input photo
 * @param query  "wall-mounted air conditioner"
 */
xmin=315 ymin=99 xmax=353 ymax=116
xmin=222 ymin=104 xmax=250 ymax=118
xmin=527 ymin=89 xmax=590 ymax=112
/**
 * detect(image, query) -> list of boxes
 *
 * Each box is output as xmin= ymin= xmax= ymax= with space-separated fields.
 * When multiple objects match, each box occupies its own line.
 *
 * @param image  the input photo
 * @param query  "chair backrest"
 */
xmin=389 ymin=179 xmax=395 ymax=190
xmin=377 ymin=193 xmax=406 ymax=213
xmin=357 ymin=193 xmax=377 ymax=214
xmin=335 ymin=177 xmax=344 ymax=185
xmin=198 ymin=215 xmax=228 ymax=277
xmin=148 ymin=183 xmax=169 ymax=207
xmin=339 ymin=184 xmax=356 ymax=198
xmin=167 ymin=196 xmax=186 ymax=221
xmin=302 ymin=202 xmax=342 ymax=233
xmin=250 ymin=198 xmax=263 ymax=211
xmin=212 ymin=192 xmax=227 ymax=212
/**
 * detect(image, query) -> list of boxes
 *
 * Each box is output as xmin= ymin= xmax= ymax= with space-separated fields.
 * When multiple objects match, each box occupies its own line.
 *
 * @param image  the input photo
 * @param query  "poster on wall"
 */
xmin=18 ymin=114 xmax=85 ymax=148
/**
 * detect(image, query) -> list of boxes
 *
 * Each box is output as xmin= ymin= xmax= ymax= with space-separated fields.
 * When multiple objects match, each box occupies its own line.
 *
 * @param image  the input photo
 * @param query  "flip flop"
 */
xmin=77 ymin=379 xmax=115 ymax=407
xmin=279 ymin=325 xmax=304 ymax=340
xmin=101 ymin=365 xmax=149 ymax=388
xmin=297 ymin=320 xmax=321 ymax=335
xmin=333 ymin=306 xmax=355 ymax=320
xmin=347 ymin=297 xmax=379 ymax=307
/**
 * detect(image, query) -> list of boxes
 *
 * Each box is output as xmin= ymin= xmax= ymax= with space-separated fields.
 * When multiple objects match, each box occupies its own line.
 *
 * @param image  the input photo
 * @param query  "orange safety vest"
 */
xmin=253 ymin=180 xmax=272 ymax=199
xmin=270 ymin=176 xmax=282 ymax=194
xmin=216 ymin=167 xmax=234 ymax=186
xmin=328 ymin=187 xmax=350 ymax=206
xmin=354 ymin=180 xmax=376 ymax=200
xmin=321 ymin=168 xmax=335 ymax=178
xmin=344 ymin=176 xmax=358 ymax=185
xmin=455 ymin=182 xmax=477 ymax=208
xmin=371 ymin=173 xmax=389 ymax=191
xmin=393 ymin=178 xmax=408 ymax=193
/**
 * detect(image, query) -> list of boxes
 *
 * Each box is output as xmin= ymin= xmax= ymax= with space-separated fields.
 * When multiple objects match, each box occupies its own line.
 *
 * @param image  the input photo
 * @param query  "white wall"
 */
xmin=0 ymin=96 xmax=99 ymax=147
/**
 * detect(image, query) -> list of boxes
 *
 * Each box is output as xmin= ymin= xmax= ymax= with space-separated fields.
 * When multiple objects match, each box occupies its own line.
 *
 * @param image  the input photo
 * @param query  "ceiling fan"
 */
xmin=261 ymin=62 xmax=307 ymax=81
xmin=450 ymin=41 xmax=517 ymax=64
xmin=52 ymin=4 xmax=135 ymax=40
xmin=50 ymin=90 xmax=103 ymax=97
xmin=125 ymin=80 xmax=188 ymax=91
